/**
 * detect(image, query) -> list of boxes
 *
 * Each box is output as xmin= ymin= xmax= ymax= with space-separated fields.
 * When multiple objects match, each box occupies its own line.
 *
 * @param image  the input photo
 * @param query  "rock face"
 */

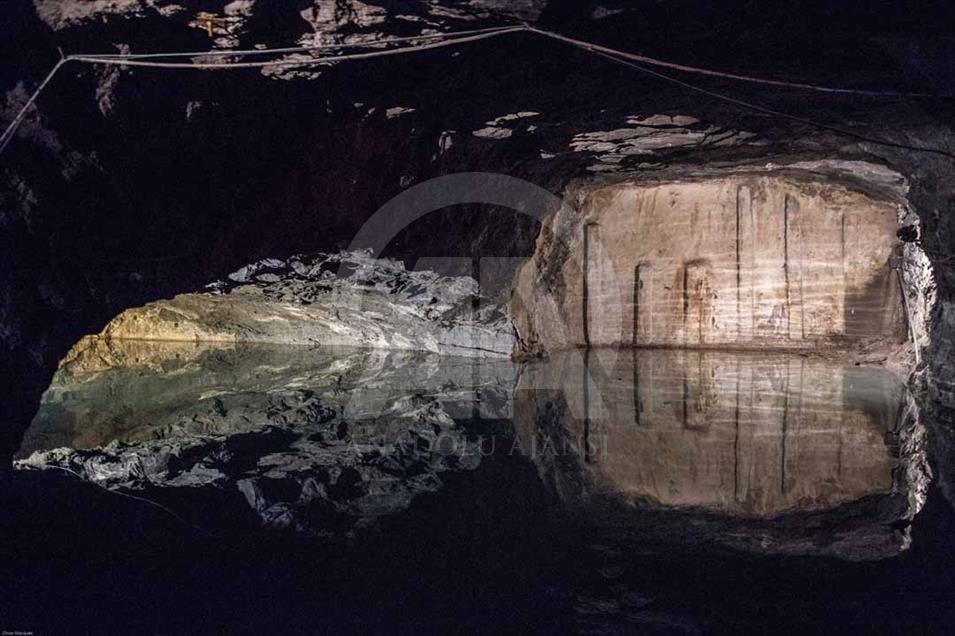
xmin=33 ymin=0 xmax=544 ymax=56
xmin=85 ymin=251 xmax=516 ymax=356
xmin=512 ymin=167 xmax=914 ymax=354
xmin=567 ymin=114 xmax=760 ymax=173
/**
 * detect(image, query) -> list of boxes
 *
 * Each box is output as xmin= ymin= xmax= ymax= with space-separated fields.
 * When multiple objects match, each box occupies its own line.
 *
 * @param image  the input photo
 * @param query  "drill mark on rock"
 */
xmin=734 ymin=358 xmax=742 ymax=502
xmin=682 ymin=377 xmax=689 ymax=428
xmin=633 ymin=264 xmax=641 ymax=347
xmin=583 ymin=346 xmax=594 ymax=463
xmin=682 ymin=266 xmax=690 ymax=339
xmin=736 ymin=186 xmax=743 ymax=340
xmin=781 ymin=364 xmax=790 ymax=495
xmin=783 ymin=194 xmax=793 ymax=339
xmin=632 ymin=347 xmax=641 ymax=426
xmin=582 ymin=222 xmax=598 ymax=347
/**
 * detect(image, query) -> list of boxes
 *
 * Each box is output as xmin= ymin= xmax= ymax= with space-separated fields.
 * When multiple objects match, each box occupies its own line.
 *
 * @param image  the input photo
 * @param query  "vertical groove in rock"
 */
xmin=734 ymin=358 xmax=742 ymax=502
xmin=633 ymin=264 xmax=641 ymax=346
xmin=682 ymin=265 xmax=690 ymax=345
xmin=736 ymin=186 xmax=743 ymax=340
xmin=582 ymin=222 xmax=595 ymax=347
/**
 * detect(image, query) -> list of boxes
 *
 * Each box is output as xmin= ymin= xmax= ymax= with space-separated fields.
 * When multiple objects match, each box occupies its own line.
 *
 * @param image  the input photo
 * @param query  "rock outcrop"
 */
xmin=81 ymin=250 xmax=516 ymax=356
xmin=33 ymin=0 xmax=544 ymax=55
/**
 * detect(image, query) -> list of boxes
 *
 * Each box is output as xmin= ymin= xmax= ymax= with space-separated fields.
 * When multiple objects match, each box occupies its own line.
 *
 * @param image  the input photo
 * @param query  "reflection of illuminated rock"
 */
xmin=18 ymin=338 xmax=918 ymax=556
xmin=516 ymin=349 xmax=904 ymax=517
xmin=17 ymin=340 xmax=516 ymax=536
xmin=20 ymin=339 xmax=516 ymax=456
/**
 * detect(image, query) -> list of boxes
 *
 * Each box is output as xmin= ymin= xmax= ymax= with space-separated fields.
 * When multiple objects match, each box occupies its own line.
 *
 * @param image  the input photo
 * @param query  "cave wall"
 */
xmin=513 ymin=174 xmax=908 ymax=352
xmin=2 ymin=0 xmax=953 ymax=490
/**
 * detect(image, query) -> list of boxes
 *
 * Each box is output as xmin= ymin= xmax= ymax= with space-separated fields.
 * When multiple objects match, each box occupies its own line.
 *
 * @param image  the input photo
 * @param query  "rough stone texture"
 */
xmin=85 ymin=251 xmax=515 ymax=356
xmin=32 ymin=0 xmax=146 ymax=29
xmin=32 ymin=0 xmax=544 ymax=55
xmin=512 ymin=168 xmax=912 ymax=353
xmin=568 ymin=113 xmax=761 ymax=173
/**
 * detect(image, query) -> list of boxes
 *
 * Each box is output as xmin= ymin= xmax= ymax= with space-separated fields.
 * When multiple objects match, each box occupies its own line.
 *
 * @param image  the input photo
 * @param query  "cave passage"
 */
xmin=6 ymin=0 xmax=955 ymax=631
xmin=10 ymin=169 xmax=926 ymax=631
xmin=16 ymin=171 xmax=919 ymax=537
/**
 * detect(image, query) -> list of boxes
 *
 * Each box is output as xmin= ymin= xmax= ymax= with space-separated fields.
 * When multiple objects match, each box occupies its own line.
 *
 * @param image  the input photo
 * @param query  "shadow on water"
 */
xmin=6 ymin=339 xmax=952 ymax=632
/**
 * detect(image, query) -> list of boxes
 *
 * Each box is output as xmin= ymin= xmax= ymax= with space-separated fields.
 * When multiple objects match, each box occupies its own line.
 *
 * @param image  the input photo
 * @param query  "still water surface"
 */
xmin=21 ymin=340 xmax=907 ymax=521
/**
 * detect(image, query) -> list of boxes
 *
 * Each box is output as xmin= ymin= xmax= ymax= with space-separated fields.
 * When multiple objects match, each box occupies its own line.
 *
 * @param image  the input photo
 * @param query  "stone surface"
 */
xmin=33 ymin=0 xmax=545 ymax=34
xmin=512 ymin=168 xmax=913 ymax=354
xmin=3 ymin=2 xmax=955 ymax=632
xmin=568 ymin=114 xmax=759 ymax=172
xmin=83 ymin=250 xmax=516 ymax=356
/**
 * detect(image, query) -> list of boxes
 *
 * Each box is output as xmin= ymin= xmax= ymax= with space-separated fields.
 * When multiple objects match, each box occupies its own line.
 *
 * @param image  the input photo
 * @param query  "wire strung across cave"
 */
xmin=67 ymin=24 xmax=526 ymax=69
xmin=81 ymin=24 xmax=520 ymax=60
xmin=0 ymin=57 xmax=68 ymax=155
xmin=524 ymin=26 xmax=942 ymax=99
xmin=582 ymin=48 xmax=955 ymax=163
xmin=1 ymin=22 xmax=953 ymax=160
xmin=0 ymin=25 xmax=523 ymax=153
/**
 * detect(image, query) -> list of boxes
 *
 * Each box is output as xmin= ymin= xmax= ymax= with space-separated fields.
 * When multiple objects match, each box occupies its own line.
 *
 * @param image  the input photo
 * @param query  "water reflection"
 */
xmin=21 ymin=339 xmax=906 ymax=522
xmin=515 ymin=348 xmax=903 ymax=517
xmin=19 ymin=339 xmax=517 ymax=456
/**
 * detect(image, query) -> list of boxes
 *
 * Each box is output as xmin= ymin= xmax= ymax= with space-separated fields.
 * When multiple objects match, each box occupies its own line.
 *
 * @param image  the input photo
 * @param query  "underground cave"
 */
xmin=3 ymin=1 xmax=955 ymax=633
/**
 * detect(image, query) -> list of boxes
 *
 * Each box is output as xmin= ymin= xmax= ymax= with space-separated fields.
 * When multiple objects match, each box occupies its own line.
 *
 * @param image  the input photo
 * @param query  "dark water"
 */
xmin=9 ymin=340 xmax=943 ymax=632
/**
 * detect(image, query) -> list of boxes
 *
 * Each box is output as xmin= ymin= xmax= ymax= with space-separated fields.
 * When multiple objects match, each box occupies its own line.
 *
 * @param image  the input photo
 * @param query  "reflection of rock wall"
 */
xmin=515 ymin=349 xmax=902 ymax=517
xmin=20 ymin=340 xmax=517 ymax=457
xmin=513 ymin=174 xmax=907 ymax=352
xmin=19 ymin=336 xmax=916 ymax=555
xmin=17 ymin=340 xmax=518 ymax=536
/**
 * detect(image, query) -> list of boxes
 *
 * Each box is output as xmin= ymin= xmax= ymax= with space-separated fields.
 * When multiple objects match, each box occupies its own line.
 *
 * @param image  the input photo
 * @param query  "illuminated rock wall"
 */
xmin=79 ymin=251 xmax=516 ymax=357
xmin=513 ymin=174 xmax=908 ymax=351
